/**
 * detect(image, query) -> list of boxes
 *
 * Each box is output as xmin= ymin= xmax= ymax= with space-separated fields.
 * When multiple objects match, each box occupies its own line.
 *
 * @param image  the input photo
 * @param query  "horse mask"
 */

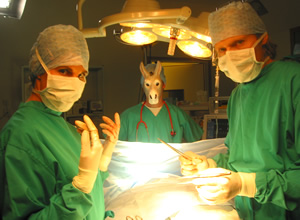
xmin=140 ymin=61 xmax=165 ymax=106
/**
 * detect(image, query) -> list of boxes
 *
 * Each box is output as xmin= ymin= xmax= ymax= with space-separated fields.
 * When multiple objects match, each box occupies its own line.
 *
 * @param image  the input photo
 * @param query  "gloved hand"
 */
xmin=98 ymin=112 xmax=120 ymax=171
xmin=192 ymin=168 xmax=256 ymax=205
xmin=72 ymin=115 xmax=103 ymax=194
xmin=75 ymin=113 xmax=120 ymax=172
xmin=179 ymin=151 xmax=217 ymax=176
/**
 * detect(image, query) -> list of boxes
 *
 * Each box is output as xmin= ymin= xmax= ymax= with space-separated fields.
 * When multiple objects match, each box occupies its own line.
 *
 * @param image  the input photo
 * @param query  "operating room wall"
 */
xmin=163 ymin=63 xmax=206 ymax=103
xmin=0 ymin=0 xmax=299 ymax=130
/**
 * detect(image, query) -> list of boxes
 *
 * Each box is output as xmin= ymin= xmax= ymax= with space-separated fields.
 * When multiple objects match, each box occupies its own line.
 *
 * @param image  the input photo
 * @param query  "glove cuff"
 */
xmin=72 ymin=168 xmax=98 ymax=194
xmin=207 ymin=158 xmax=217 ymax=168
xmin=238 ymin=172 xmax=256 ymax=197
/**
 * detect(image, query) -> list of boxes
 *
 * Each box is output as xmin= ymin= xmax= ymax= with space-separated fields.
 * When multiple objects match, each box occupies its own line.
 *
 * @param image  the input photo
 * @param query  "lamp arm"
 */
xmin=97 ymin=7 xmax=192 ymax=38
xmin=77 ymin=0 xmax=86 ymax=31
xmin=77 ymin=0 xmax=191 ymax=39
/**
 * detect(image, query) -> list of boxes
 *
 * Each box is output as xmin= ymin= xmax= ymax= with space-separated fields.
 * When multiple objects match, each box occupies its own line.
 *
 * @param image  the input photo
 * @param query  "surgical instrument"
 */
xmin=177 ymin=171 xmax=232 ymax=185
xmin=158 ymin=138 xmax=193 ymax=160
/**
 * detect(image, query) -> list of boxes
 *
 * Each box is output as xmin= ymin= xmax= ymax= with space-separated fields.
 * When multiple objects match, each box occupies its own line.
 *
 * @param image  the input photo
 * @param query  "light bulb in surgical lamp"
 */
xmin=120 ymin=22 xmax=155 ymax=28
xmin=177 ymin=40 xmax=212 ymax=58
xmin=153 ymin=27 xmax=191 ymax=40
xmin=120 ymin=30 xmax=157 ymax=45
xmin=191 ymin=32 xmax=212 ymax=43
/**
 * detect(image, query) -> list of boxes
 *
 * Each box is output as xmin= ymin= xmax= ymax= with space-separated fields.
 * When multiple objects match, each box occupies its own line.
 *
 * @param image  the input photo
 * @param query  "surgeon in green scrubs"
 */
xmin=119 ymin=61 xmax=203 ymax=143
xmin=0 ymin=25 xmax=120 ymax=219
xmin=179 ymin=2 xmax=300 ymax=219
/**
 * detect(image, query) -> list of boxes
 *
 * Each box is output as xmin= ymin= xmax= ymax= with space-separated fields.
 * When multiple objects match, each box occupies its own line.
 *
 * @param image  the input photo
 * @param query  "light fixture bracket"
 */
xmin=77 ymin=0 xmax=212 ymax=59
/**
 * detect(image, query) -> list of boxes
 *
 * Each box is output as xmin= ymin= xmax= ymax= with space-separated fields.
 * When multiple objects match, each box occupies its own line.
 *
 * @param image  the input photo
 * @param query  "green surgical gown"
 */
xmin=0 ymin=101 xmax=113 ymax=219
xmin=119 ymin=101 xmax=203 ymax=143
xmin=214 ymin=60 xmax=300 ymax=219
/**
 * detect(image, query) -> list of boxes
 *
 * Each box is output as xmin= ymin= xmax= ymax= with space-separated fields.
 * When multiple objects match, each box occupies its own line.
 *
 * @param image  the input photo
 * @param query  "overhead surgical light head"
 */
xmin=76 ymin=0 xmax=213 ymax=59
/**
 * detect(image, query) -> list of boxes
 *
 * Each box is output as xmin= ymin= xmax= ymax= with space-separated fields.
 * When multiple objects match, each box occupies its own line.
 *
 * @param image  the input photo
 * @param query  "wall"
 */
xmin=0 ymin=0 xmax=299 ymax=129
xmin=163 ymin=63 xmax=205 ymax=103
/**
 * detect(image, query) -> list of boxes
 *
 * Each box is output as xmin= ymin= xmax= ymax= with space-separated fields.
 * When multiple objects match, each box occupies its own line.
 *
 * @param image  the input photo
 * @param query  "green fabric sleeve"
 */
xmin=180 ymin=108 xmax=203 ymax=142
xmin=213 ymin=151 xmax=230 ymax=169
xmin=3 ymin=144 xmax=94 ymax=220
xmin=119 ymin=111 xmax=129 ymax=141
xmin=254 ymin=71 xmax=300 ymax=211
xmin=29 ymin=184 xmax=93 ymax=219
xmin=255 ymin=169 xmax=300 ymax=211
xmin=100 ymin=170 xmax=109 ymax=182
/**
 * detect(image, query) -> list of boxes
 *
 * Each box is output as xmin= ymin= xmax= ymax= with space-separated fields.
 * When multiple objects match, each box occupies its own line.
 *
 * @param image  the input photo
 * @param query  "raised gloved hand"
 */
xmin=75 ymin=113 xmax=120 ymax=172
xmin=192 ymin=168 xmax=256 ymax=205
xmin=98 ymin=112 xmax=120 ymax=171
xmin=72 ymin=115 xmax=103 ymax=194
xmin=179 ymin=151 xmax=217 ymax=176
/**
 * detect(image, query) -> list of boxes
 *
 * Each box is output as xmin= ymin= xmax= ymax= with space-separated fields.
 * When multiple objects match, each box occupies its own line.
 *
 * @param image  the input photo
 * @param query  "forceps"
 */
xmin=158 ymin=138 xmax=193 ymax=160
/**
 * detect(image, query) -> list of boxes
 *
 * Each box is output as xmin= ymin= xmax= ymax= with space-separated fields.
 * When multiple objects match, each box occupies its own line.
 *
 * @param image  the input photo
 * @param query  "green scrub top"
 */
xmin=0 ymin=101 xmax=113 ymax=220
xmin=215 ymin=60 xmax=300 ymax=219
xmin=119 ymin=101 xmax=203 ymax=143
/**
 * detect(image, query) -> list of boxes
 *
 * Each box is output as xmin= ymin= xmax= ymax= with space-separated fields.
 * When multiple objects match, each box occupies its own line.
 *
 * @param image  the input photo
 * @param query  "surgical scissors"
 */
xmin=158 ymin=138 xmax=193 ymax=160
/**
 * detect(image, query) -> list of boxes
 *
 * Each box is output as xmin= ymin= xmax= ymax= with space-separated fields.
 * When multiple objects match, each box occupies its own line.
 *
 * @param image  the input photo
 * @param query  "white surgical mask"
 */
xmin=218 ymin=32 xmax=269 ymax=83
xmin=33 ymin=48 xmax=86 ymax=112
xmin=34 ymin=73 xmax=85 ymax=112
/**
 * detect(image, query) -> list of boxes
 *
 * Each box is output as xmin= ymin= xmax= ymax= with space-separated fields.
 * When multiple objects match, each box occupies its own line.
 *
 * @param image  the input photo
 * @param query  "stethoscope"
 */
xmin=136 ymin=100 xmax=176 ymax=141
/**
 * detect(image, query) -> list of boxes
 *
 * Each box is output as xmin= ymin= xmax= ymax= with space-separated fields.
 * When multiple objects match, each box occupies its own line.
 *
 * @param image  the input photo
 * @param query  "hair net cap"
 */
xmin=29 ymin=24 xmax=89 ymax=76
xmin=140 ymin=63 xmax=166 ymax=86
xmin=208 ymin=2 xmax=266 ymax=45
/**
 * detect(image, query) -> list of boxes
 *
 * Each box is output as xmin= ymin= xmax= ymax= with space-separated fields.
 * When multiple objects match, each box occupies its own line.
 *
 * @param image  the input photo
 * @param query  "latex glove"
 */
xmin=99 ymin=112 xmax=120 ymax=171
xmin=192 ymin=168 xmax=256 ymax=205
xmin=179 ymin=151 xmax=217 ymax=176
xmin=72 ymin=115 xmax=103 ymax=193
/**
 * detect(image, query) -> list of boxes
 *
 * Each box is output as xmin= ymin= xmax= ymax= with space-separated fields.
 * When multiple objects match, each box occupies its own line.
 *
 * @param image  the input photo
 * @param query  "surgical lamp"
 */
xmin=0 ymin=0 xmax=27 ymax=19
xmin=77 ymin=0 xmax=212 ymax=58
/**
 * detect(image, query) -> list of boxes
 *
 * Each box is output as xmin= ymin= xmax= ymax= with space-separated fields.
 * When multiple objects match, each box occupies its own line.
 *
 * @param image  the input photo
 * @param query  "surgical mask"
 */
xmin=33 ymin=73 xmax=85 ymax=112
xmin=218 ymin=32 xmax=269 ymax=83
xmin=33 ymin=48 xmax=86 ymax=112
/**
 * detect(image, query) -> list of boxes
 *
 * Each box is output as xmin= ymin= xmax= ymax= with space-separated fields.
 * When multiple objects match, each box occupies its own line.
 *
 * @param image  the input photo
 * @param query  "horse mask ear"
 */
xmin=154 ymin=61 xmax=162 ymax=77
xmin=140 ymin=62 xmax=149 ymax=79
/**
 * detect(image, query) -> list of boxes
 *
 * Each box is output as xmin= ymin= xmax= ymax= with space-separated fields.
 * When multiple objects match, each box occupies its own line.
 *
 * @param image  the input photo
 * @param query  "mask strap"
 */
xmin=253 ymin=32 xmax=267 ymax=48
xmin=35 ymin=48 xmax=51 ymax=75
xmin=253 ymin=32 xmax=270 ymax=63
